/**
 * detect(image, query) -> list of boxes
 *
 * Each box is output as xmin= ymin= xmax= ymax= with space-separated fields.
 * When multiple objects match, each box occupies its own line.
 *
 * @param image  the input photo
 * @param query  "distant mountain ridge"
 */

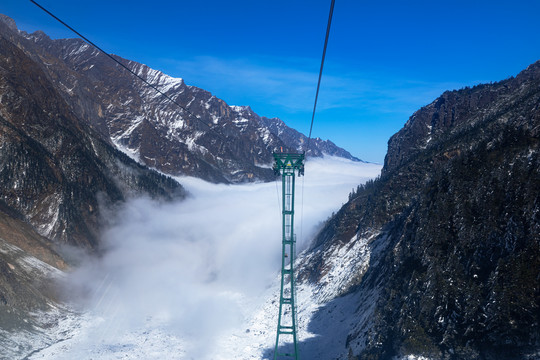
xmin=3 ymin=15 xmax=360 ymax=184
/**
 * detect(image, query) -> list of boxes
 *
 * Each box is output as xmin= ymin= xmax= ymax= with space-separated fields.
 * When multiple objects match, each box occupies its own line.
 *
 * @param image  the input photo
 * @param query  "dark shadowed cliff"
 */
xmin=300 ymin=60 xmax=540 ymax=360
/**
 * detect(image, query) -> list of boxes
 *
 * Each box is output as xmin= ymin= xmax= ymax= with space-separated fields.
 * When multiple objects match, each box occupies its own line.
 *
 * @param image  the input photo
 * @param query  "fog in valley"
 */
xmin=48 ymin=157 xmax=381 ymax=359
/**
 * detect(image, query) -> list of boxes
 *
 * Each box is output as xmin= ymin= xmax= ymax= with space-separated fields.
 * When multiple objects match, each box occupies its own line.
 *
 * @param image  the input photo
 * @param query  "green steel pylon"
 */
xmin=272 ymin=152 xmax=304 ymax=360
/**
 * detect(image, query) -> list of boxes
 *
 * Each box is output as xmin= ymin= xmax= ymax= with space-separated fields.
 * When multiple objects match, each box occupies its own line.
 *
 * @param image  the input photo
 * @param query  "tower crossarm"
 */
xmin=273 ymin=153 xmax=305 ymax=176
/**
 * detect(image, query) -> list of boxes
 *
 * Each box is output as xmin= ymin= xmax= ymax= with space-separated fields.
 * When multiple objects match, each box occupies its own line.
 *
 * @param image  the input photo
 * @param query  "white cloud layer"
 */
xmin=52 ymin=157 xmax=381 ymax=359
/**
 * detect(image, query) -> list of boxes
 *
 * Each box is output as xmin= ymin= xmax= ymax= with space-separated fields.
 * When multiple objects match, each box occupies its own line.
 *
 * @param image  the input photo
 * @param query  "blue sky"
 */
xmin=3 ymin=0 xmax=540 ymax=163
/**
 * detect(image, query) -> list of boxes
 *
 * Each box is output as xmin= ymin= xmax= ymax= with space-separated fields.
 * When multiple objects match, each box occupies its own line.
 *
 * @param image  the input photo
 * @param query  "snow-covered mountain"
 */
xmin=9 ymin=16 xmax=360 ymax=184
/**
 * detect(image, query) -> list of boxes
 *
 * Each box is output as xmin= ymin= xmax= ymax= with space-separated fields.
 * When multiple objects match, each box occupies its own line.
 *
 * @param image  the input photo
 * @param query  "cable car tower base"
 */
xmin=273 ymin=152 xmax=304 ymax=360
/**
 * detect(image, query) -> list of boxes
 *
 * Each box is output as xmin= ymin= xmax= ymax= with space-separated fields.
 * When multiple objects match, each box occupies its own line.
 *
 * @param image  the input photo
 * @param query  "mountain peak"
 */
xmin=27 ymin=30 xmax=51 ymax=42
xmin=383 ymin=58 xmax=540 ymax=174
xmin=0 ymin=14 xmax=17 ymax=32
xmin=520 ymin=59 xmax=540 ymax=80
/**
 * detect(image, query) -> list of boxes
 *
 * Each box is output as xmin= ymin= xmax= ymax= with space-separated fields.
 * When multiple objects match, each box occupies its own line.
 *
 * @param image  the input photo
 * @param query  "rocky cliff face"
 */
xmin=299 ymin=61 xmax=540 ymax=359
xmin=0 ymin=21 xmax=184 ymax=249
xmin=1 ymin=16 xmax=359 ymax=184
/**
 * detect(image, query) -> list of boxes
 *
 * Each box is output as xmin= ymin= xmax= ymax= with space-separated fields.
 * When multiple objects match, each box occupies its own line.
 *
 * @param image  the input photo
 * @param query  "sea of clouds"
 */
xmin=45 ymin=157 xmax=381 ymax=359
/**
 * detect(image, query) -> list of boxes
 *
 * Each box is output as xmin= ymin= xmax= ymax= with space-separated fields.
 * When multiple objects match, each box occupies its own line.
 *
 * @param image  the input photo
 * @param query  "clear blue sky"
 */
xmin=3 ymin=0 xmax=540 ymax=163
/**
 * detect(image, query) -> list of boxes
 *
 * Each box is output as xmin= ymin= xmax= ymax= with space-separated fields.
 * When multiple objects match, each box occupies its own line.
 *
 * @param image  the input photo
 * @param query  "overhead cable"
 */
xmin=305 ymin=0 xmax=335 ymax=155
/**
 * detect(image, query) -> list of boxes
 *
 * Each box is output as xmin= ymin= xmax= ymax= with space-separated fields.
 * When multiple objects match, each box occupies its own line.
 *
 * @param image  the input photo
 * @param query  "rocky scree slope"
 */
xmin=299 ymin=60 xmax=540 ymax=360
xmin=6 ymin=16 xmax=359 ymax=183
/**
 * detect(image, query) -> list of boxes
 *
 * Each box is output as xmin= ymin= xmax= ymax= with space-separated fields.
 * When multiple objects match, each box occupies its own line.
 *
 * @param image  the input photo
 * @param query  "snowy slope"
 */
xmin=0 ymin=239 xmax=78 ymax=360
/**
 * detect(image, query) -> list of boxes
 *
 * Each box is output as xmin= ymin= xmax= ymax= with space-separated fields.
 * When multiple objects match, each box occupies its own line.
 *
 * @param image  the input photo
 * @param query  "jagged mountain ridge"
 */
xmin=297 ymin=61 xmax=540 ymax=359
xmin=5 ymin=16 xmax=360 ymax=183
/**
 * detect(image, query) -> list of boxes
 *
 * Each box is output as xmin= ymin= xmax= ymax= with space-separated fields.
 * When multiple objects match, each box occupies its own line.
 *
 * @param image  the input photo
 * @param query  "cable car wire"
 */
xmin=300 ymin=0 xmax=335 ymax=252
xmin=304 ymin=0 xmax=335 ymax=156
xmin=29 ymin=0 xmax=224 ymax=140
